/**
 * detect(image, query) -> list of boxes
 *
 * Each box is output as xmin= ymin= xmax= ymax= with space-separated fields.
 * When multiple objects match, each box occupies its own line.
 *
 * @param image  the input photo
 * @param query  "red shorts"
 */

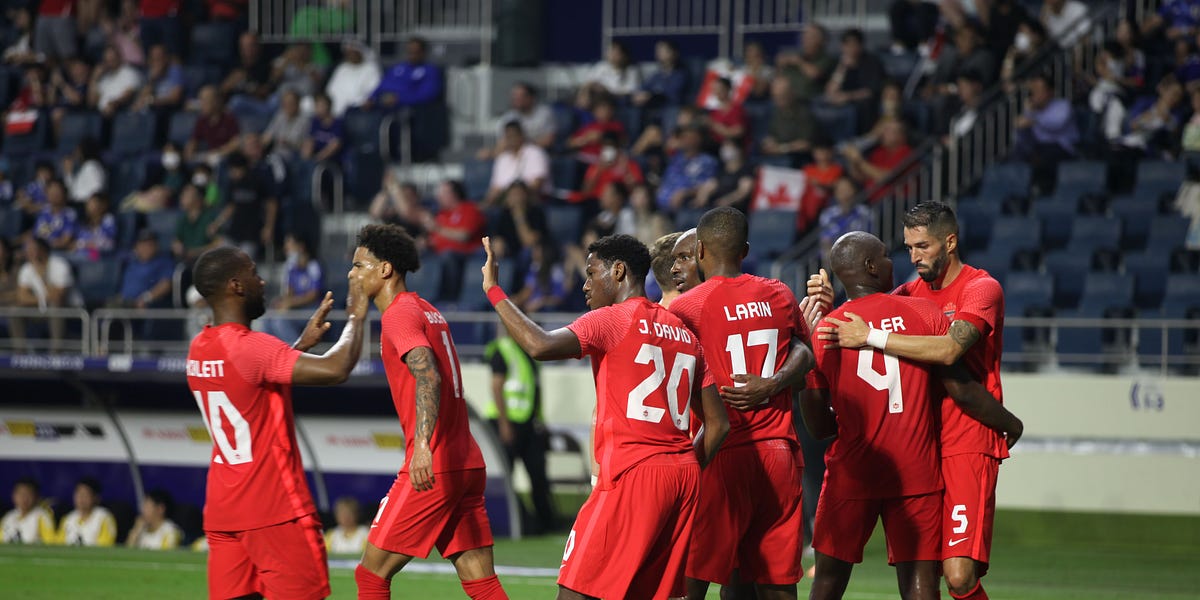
xmin=687 ymin=440 xmax=804 ymax=586
xmin=812 ymin=491 xmax=941 ymax=565
xmin=368 ymin=468 xmax=494 ymax=559
xmin=558 ymin=455 xmax=700 ymax=600
xmin=206 ymin=513 xmax=329 ymax=600
xmin=941 ymin=453 xmax=999 ymax=565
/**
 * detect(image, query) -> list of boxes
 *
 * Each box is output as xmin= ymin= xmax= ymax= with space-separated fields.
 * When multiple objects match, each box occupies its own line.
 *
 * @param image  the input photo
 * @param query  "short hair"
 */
xmin=357 ymin=224 xmax=420 ymax=275
xmin=1029 ymin=71 xmax=1054 ymax=89
xmin=513 ymin=81 xmax=538 ymax=98
xmin=842 ymin=28 xmax=864 ymax=44
xmin=650 ymin=232 xmax=683 ymax=289
xmin=30 ymin=236 xmax=51 ymax=256
xmin=696 ymin=206 xmax=749 ymax=258
xmin=193 ymin=246 xmax=249 ymax=300
xmin=14 ymin=477 xmax=39 ymax=494
xmin=144 ymin=489 xmax=173 ymax=513
xmin=334 ymin=496 xmax=360 ymax=514
xmin=502 ymin=120 xmax=526 ymax=137
xmin=587 ymin=234 xmax=651 ymax=283
xmin=407 ymin=36 xmax=428 ymax=51
xmin=901 ymin=201 xmax=959 ymax=238
xmin=443 ymin=179 xmax=467 ymax=201
xmin=33 ymin=159 xmax=55 ymax=173
xmin=76 ymin=477 xmax=102 ymax=496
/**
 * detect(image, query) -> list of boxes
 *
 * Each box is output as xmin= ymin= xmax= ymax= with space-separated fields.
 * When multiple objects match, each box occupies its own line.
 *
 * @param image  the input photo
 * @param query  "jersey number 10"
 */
xmin=193 ymin=390 xmax=253 ymax=465
xmin=627 ymin=343 xmax=696 ymax=431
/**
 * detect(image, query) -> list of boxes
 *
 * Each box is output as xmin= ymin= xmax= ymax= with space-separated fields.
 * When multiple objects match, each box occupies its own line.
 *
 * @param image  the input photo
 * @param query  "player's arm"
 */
xmin=721 ymin=335 xmax=816 ymax=410
xmin=482 ymin=237 xmax=582 ymax=360
xmin=799 ymin=388 xmax=837 ymax=441
xmin=692 ymin=384 xmax=730 ymax=468
xmin=937 ymin=362 xmax=1024 ymax=448
xmin=820 ymin=313 xmax=982 ymax=366
xmin=405 ymin=346 xmax=440 ymax=492
xmin=291 ymin=278 xmax=368 ymax=385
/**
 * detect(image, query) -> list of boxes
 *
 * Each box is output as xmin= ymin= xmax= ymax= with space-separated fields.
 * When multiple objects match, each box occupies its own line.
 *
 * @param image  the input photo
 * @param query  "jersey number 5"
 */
xmin=193 ymin=391 xmax=253 ymax=465
xmin=856 ymin=348 xmax=904 ymax=414
xmin=627 ymin=343 xmax=696 ymax=431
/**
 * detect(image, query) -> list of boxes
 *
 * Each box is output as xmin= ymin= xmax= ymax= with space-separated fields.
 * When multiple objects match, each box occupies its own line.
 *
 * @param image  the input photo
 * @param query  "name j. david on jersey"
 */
xmin=635 ymin=319 xmax=693 ymax=343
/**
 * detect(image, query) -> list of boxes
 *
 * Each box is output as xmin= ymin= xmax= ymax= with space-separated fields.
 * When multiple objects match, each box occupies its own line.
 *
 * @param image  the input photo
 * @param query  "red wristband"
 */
xmin=487 ymin=286 xmax=508 ymax=307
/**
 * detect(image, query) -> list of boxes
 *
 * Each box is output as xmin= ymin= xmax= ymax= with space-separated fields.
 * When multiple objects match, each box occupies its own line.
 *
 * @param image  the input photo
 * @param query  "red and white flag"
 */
xmin=752 ymin=165 xmax=807 ymax=211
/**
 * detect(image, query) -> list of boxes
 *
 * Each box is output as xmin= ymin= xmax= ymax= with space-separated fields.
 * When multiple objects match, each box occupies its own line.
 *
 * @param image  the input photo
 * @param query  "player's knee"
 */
xmin=944 ymin=568 xmax=978 ymax=595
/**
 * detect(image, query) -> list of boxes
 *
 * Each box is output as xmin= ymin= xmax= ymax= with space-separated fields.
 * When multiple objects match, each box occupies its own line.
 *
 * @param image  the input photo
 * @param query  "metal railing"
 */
xmin=252 ymin=0 xmax=368 ymax=44
xmin=0 ymin=307 xmax=91 ymax=355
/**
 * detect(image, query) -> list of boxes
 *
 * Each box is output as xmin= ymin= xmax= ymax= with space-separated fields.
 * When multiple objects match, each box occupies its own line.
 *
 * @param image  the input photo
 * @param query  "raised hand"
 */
xmin=806 ymin=268 xmax=835 ymax=312
xmin=293 ymin=291 xmax=334 ymax=352
xmin=346 ymin=273 xmax=368 ymax=320
xmin=481 ymin=236 xmax=499 ymax=292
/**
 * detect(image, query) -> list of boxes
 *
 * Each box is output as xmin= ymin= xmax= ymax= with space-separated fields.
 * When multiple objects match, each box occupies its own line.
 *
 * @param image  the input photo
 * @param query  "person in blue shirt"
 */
xmin=818 ymin=177 xmax=874 ymax=262
xmin=368 ymin=36 xmax=443 ymax=108
xmin=72 ymin=193 xmax=117 ymax=261
xmin=656 ymin=125 xmax=718 ymax=212
xmin=117 ymin=230 xmax=175 ymax=309
xmin=303 ymin=92 xmax=345 ymax=163
xmin=32 ymin=180 xmax=77 ymax=252
xmin=1014 ymin=73 xmax=1078 ymax=196
xmin=266 ymin=234 xmax=324 ymax=344
xmin=633 ymin=40 xmax=691 ymax=109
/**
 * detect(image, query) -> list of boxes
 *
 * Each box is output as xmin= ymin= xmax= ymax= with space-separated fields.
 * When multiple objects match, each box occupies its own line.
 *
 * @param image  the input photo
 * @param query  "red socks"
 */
xmin=355 ymin=564 xmax=392 ymax=600
xmin=949 ymin=581 xmax=989 ymax=600
xmin=461 ymin=574 xmax=508 ymax=600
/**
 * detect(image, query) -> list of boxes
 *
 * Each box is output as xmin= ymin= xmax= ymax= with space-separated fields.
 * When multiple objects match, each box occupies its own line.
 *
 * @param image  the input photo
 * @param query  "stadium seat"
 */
xmin=891 ymin=248 xmax=915 ymax=284
xmin=550 ymin=156 xmax=580 ymax=192
xmin=343 ymin=110 xmax=387 ymax=203
xmin=1137 ymin=160 xmax=1185 ymax=185
xmin=409 ymin=102 xmax=450 ymax=163
xmin=55 ymin=111 xmax=103 ymax=156
xmin=544 ymin=204 xmax=584 ymax=245
xmin=145 ymin=210 xmax=180 ymax=249
xmin=747 ymin=209 xmax=798 ymax=261
xmin=659 ymin=105 xmax=682 ymax=136
xmin=406 ymin=252 xmax=443 ymax=300
xmin=1066 ymin=216 xmax=1122 ymax=254
xmin=987 ymin=216 xmax=1041 ymax=254
xmin=955 ymin=200 xmax=999 ymax=252
xmin=1056 ymin=273 xmax=1136 ymax=371
xmin=455 ymin=254 xmax=516 ymax=310
xmin=1056 ymin=160 xmax=1107 ymax=189
xmin=236 ymin=114 xmax=269 ymax=135
xmin=550 ymin=102 xmax=576 ymax=151
xmin=109 ymin=111 xmax=157 ymax=158
xmin=1110 ymin=196 xmax=1156 ymax=249
xmin=673 ymin=207 xmax=707 ymax=232
xmin=188 ymin=23 xmax=236 ymax=67
xmin=1030 ymin=202 xmax=1074 ymax=249
xmin=614 ymin=105 xmax=642 ymax=139
xmin=1005 ymin=272 xmax=1054 ymax=316
xmin=1042 ymin=251 xmax=1090 ymax=309
xmin=462 ymin=159 xmax=493 ymax=201
xmin=1124 ymin=251 xmax=1171 ymax=310
xmin=1145 ymin=215 xmax=1190 ymax=254
xmin=182 ymin=65 xmax=220 ymax=99
xmin=963 ymin=248 xmax=1011 ymax=284
xmin=2 ymin=114 xmax=48 ymax=157
xmin=979 ymin=162 xmax=1030 ymax=197
xmin=166 ymin=111 xmax=199 ymax=148
xmin=1078 ymin=273 xmax=1135 ymax=312
xmin=74 ymin=257 xmax=123 ymax=307
xmin=1137 ymin=275 xmax=1200 ymax=371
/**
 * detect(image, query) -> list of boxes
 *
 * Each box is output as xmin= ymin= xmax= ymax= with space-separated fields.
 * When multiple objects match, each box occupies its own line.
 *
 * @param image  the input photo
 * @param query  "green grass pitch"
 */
xmin=0 ymin=510 xmax=1196 ymax=598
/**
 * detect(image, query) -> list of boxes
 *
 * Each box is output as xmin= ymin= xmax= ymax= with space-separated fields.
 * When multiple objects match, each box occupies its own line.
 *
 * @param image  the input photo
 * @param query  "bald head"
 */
xmin=696 ymin=207 xmax=748 ymax=260
xmin=829 ymin=231 xmax=892 ymax=297
xmin=193 ymin=246 xmax=250 ymax=301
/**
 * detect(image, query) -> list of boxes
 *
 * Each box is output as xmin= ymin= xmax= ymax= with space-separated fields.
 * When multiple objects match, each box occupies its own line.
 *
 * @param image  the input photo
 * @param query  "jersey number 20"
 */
xmin=627 ymin=343 xmax=696 ymax=431
xmin=193 ymin=391 xmax=253 ymax=465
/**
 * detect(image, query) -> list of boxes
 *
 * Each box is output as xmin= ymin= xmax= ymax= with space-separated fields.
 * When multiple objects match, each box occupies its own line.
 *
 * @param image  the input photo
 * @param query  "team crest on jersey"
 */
xmin=943 ymin=302 xmax=957 ymax=318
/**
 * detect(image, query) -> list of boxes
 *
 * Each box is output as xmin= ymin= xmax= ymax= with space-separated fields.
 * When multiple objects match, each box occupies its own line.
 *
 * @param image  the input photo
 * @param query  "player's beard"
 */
xmin=247 ymin=292 xmax=267 ymax=320
xmin=916 ymin=252 xmax=948 ymax=283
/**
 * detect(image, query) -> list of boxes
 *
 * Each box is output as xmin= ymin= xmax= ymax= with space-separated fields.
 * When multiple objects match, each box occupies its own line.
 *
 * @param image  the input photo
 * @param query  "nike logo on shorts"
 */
xmin=948 ymin=537 xmax=970 ymax=547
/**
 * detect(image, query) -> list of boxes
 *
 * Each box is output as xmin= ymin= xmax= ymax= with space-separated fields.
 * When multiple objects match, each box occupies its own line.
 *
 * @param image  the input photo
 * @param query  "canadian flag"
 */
xmin=695 ymin=66 xmax=755 ymax=109
xmin=752 ymin=165 xmax=806 ymax=211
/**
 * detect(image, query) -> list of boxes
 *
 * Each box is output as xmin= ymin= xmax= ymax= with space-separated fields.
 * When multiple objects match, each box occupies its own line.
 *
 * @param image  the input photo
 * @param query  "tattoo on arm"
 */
xmin=405 ymin=347 xmax=441 ymax=446
xmin=949 ymin=320 xmax=982 ymax=352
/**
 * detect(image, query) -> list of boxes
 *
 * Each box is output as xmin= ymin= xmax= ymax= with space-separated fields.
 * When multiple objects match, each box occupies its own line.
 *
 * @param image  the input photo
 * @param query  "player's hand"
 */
xmin=293 ymin=291 xmax=334 ymax=352
xmin=798 ymin=296 xmax=823 ymax=343
xmin=806 ymin=269 xmax=834 ymax=311
xmin=720 ymin=374 xmax=778 ymax=410
xmin=1005 ymin=419 xmax=1024 ymax=450
xmin=409 ymin=446 xmax=435 ymax=491
xmin=346 ymin=273 xmax=368 ymax=321
xmin=481 ymin=236 xmax=499 ymax=293
xmin=819 ymin=312 xmax=868 ymax=349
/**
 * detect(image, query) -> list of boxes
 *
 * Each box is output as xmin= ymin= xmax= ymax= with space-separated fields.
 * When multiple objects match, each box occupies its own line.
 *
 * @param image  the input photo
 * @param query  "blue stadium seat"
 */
xmin=1078 ymin=273 xmax=1134 ymax=312
xmin=988 ymin=216 xmax=1041 ymax=254
xmin=1056 ymin=273 xmax=1136 ymax=370
xmin=188 ymin=23 xmax=235 ymax=67
xmin=1109 ymin=196 xmax=1156 ymax=249
xmin=747 ymin=209 xmax=798 ymax=260
xmin=545 ymin=204 xmax=583 ymax=245
xmin=744 ymin=102 xmax=772 ymax=152
xmin=880 ymin=50 xmax=919 ymax=81
xmin=343 ymin=110 xmax=386 ymax=203
xmin=963 ymin=248 xmax=1011 ymax=284
xmin=1003 ymin=272 xmax=1054 ymax=363
xmin=1066 ymin=216 xmax=1122 ymax=254
xmin=55 ymin=111 xmax=102 ymax=156
xmin=1124 ymin=251 xmax=1171 ymax=310
xmin=1137 ymin=160 xmax=1185 ymax=185
xmin=550 ymin=103 xmax=576 ymax=151
xmin=955 ymin=200 xmax=1000 ymax=252
xmin=145 ymin=210 xmax=180 ymax=249
xmin=236 ymin=114 xmax=269 ymax=135
xmin=109 ymin=160 xmax=147 ymax=205
xmin=1146 ymin=215 xmax=1190 ymax=254
xmin=659 ymin=105 xmax=682 ymax=135
xmin=1056 ymin=160 xmax=1107 ymax=188
xmin=673 ymin=207 xmax=707 ymax=232
xmin=109 ymin=111 xmax=157 ymax=158
xmin=406 ymin=252 xmax=443 ymax=300
xmin=1137 ymin=275 xmax=1200 ymax=370
xmin=182 ymin=65 xmax=220 ymax=99
xmin=550 ymin=156 xmax=580 ymax=192
xmin=614 ymin=105 xmax=642 ymax=139
xmin=166 ymin=111 xmax=199 ymax=148
xmin=1042 ymin=251 xmax=1089 ymax=309
xmin=2 ymin=114 xmax=48 ymax=157
xmin=456 ymin=254 xmax=516 ymax=310
xmin=74 ymin=256 xmax=123 ymax=307
xmin=979 ymin=163 xmax=1030 ymax=197
xmin=409 ymin=102 xmax=449 ymax=162
xmin=1031 ymin=202 xmax=1074 ymax=249
xmin=891 ymin=248 xmax=915 ymax=285
xmin=462 ymin=159 xmax=493 ymax=201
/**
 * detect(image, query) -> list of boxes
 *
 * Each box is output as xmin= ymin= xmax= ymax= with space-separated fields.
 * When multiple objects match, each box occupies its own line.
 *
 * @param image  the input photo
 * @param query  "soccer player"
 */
xmin=1 ymin=478 xmax=55 ymax=544
xmin=808 ymin=202 xmax=1020 ymax=600
xmin=187 ymin=245 xmax=368 ymax=600
xmin=351 ymin=224 xmax=507 ymax=600
xmin=482 ymin=233 xmax=730 ymax=600
xmin=649 ymin=231 xmax=683 ymax=307
xmin=801 ymin=231 xmax=1023 ymax=600
xmin=667 ymin=207 xmax=814 ymax=600
xmin=669 ymin=227 xmax=702 ymax=296
xmin=54 ymin=478 xmax=117 ymax=547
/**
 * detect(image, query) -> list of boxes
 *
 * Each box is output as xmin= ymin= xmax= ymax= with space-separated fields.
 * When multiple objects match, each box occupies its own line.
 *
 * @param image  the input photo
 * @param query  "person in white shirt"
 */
xmin=485 ymin=121 xmax=550 ymax=206
xmin=325 ymin=39 xmax=381 ymax=117
xmin=125 ymin=490 xmax=182 ymax=550
xmin=1 ymin=478 xmax=55 ymax=544
xmin=1041 ymin=0 xmax=1090 ymax=46
xmin=54 ymin=478 xmax=117 ymax=547
xmin=494 ymin=82 xmax=556 ymax=151
xmin=586 ymin=41 xmax=642 ymax=99
xmin=61 ymin=138 xmax=107 ymax=204
xmin=11 ymin=236 xmax=81 ymax=353
xmin=90 ymin=45 xmax=145 ymax=117
xmin=324 ymin=497 xmax=369 ymax=555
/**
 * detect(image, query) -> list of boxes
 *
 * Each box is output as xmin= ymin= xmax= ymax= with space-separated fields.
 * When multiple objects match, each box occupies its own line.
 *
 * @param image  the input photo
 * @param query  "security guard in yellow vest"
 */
xmin=485 ymin=335 xmax=556 ymax=533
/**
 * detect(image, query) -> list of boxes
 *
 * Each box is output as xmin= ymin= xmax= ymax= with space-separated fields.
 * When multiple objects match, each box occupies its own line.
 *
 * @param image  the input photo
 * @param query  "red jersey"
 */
xmin=708 ymin=104 xmax=748 ymax=145
xmin=429 ymin=202 xmax=486 ymax=254
xmin=808 ymin=293 xmax=948 ymax=499
xmin=381 ymin=293 xmax=485 ymax=473
xmin=669 ymin=274 xmax=803 ymax=451
xmin=39 ymin=0 xmax=74 ymax=16
xmin=186 ymin=324 xmax=314 ymax=532
xmin=895 ymin=264 xmax=1008 ymax=460
xmin=567 ymin=297 xmax=701 ymax=489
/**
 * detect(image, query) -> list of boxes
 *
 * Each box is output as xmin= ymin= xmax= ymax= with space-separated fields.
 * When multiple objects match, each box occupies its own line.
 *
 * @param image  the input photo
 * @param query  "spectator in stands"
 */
xmin=942 ymin=70 xmax=987 ymax=139
xmin=15 ymin=162 xmax=56 ymax=217
xmin=49 ymin=58 xmax=91 ymax=133
xmin=185 ymin=86 xmax=241 ymax=165
xmin=1001 ymin=18 xmax=1053 ymax=85
xmin=1171 ymin=39 xmax=1200 ymax=87
xmin=1109 ymin=75 xmax=1187 ymax=173
xmin=930 ymin=23 xmax=998 ymax=100
xmin=369 ymin=36 xmax=443 ymax=108
xmin=302 ymin=92 xmax=344 ymax=163
xmin=240 ymin=132 xmax=285 ymax=202
xmin=2 ymin=7 xmax=41 ymax=66
xmin=61 ymin=138 xmax=107 ymax=205
xmin=138 ymin=0 xmax=182 ymax=57
xmin=369 ymin=173 xmax=428 ymax=242
xmin=628 ymin=183 xmax=672 ymax=247
xmin=34 ymin=0 xmax=78 ymax=65
xmin=11 ymin=236 xmax=78 ymax=351
xmin=97 ymin=0 xmax=145 ymax=68
xmin=578 ymin=132 xmax=644 ymax=203
xmin=1143 ymin=0 xmax=1200 ymax=41
xmin=762 ymin=77 xmax=816 ymax=165
xmin=633 ymin=40 xmax=691 ymax=108
xmin=800 ymin=139 xmax=844 ymax=231
xmin=1014 ymin=73 xmax=1078 ymax=195
xmin=631 ymin=104 xmax=708 ymax=178
xmin=581 ymin=182 xmax=635 ymax=249
xmin=125 ymin=489 xmax=181 ymax=550
xmin=490 ymin=181 xmax=550 ymax=261
xmin=1 ymin=477 xmax=55 ymax=544
xmin=261 ymin=89 xmax=308 ymax=161
xmin=823 ymin=28 xmax=886 ymax=135
xmin=888 ymin=0 xmax=939 ymax=52
xmin=210 ymin=153 xmax=277 ymax=260
xmin=818 ymin=176 xmax=873 ymax=262
xmin=489 ymin=82 xmax=555 ymax=154
xmin=1114 ymin=17 xmax=1147 ymax=93
xmin=266 ymin=234 xmax=323 ymax=342
xmin=656 ymin=124 xmax=718 ymax=212
xmin=273 ymin=43 xmax=325 ymax=101
xmin=222 ymin=32 xmax=275 ymax=115
xmin=131 ymin=44 xmax=184 ymax=121
xmin=325 ymin=497 xmax=368 ymax=556
xmin=7 ymin=65 xmax=52 ymax=129
xmin=695 ymin=141 xmax=755 ymax=212
xmin=568 ymin=95 xmax=626 ymax=164
xmin=779 ymin=23 xmax=836 ymax=102
xmin=0 ymin=241 xmax=17 ymax=307
xmin=425 ymin=180 xmax=486 ymax=256
xmin=33 ymin=180 xmax=77 ymax=251
xmin=0 ymin=160 xmax=11 ymax=208
xmin=325 ymin=39 xmax=381 ymax=117
xmin=736 ymin=41 xmax=774 ymax=102
xmin=980 ymin=0 xmax=1031 ymax=58
xmin=90 ymin=45 xmax=144 ymax=117
xmin=205 ymin=0 xmax=248 ymax=25
xmin=54 ymin=478 xmax=117 ymax=547
xmin=486 ymin=121 xmax=550 ymax=205
xmin=172 ymin=184 xmax=219 ymax=264
xmin=842 ymin=119 xmax=914 ymax=201
xmin=707 ymin=77 xmax=748 ymax=146
xmin=1041 ymin=0 xmax=1090 ymax=46
xmin=73 ymin=193 xmax=116 ymax=261
xmin=114 ymin=229 xmax=173 ymax=309
xmin=586 ymin=40 xmax=642 ymax=99
xmin=513 ymin=239 xmax=567 ymax=313
xmin=1183 ymin=87 xmax=1200 ymax=156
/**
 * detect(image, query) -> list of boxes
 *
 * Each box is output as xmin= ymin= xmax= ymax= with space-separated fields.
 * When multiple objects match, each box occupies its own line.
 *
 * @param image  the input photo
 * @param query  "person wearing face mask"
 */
xmin=578 ymin=132 xmax=645 ymax=204
xmin=694 ymin=141 xmax=755 ymax=212
xmin=1001 ymin=19 xmax=1054 ymax=85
